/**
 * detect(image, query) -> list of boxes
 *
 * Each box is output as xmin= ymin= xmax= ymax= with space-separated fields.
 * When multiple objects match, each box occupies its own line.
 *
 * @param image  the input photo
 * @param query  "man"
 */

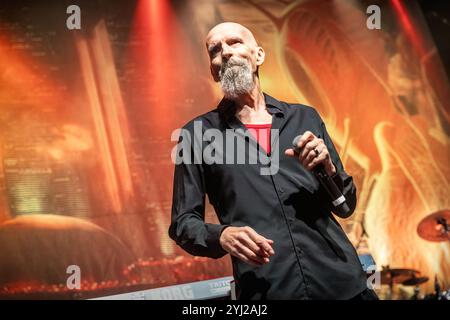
xmin=169 ymin=22 xmax=377 ymax=300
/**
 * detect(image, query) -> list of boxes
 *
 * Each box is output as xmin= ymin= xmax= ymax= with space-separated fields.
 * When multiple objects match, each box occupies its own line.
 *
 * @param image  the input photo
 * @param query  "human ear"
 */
xmin=256 ymin=46 xmax=265 ymax=66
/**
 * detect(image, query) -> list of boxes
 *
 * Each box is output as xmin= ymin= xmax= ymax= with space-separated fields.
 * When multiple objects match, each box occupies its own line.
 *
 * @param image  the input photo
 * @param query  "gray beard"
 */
xmin=219 ymin=57 xmax=255 ymax=99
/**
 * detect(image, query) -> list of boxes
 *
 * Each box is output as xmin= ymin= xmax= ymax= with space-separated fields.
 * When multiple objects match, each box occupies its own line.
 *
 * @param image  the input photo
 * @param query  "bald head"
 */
xmin=205 ymin=22 xmax=265 ymax=87
xmin=206 ymin=22 xmax=258 ymax=48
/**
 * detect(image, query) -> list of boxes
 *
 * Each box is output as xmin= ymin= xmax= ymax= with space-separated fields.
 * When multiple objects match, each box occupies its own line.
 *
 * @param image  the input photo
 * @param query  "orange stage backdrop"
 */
xmin=0 ymin=0 xmax=448 ymax=299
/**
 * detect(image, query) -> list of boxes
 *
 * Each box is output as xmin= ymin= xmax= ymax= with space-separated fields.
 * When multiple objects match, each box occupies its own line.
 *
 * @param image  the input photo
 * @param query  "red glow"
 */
xmin=0 ymin=34 xmax=65 ymax=111
xmin=128 ymin=0 xmax=191 ymax=132
xmin=391 ymin=0 xmax=425 ymax=57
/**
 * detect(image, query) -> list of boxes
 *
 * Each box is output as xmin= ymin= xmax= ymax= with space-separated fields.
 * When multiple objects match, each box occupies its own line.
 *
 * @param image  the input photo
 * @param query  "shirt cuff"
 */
xmin=205 ymin=223 xmax=229 ymax=259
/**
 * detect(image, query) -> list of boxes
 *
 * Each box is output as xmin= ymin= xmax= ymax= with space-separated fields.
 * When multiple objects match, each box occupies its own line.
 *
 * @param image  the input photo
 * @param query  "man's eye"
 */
xmin=210 ymin=47 xmax=220 ymax=55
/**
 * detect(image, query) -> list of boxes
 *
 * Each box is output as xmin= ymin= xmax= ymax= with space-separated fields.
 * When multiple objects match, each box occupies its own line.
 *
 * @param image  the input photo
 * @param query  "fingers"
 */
xmin=239 ymin=232 xmax=269 ymax=258
xmin=233 ymin=251 xmax=263 ymax=267
xmin=284 ymin=148 xmax=296 ymax=157
xmin=220 ymin=226 xmax=275 ymax=266
xmin=286 ymin=131 xmax=317 ymax=159
xmin=294 ymin=131 xmax=315 ymax=151
xmin=235 ymin=242 xmax=269 ymax=265
xmin=244 ymin=227 xmax=275 ymax=256
xmin=301 ymin=139 xmax=320 ymax=163
xmin=307 ymin=145 xmax=330 ymax=170
xmin=287 ymin=131 xmax=334 ymax=172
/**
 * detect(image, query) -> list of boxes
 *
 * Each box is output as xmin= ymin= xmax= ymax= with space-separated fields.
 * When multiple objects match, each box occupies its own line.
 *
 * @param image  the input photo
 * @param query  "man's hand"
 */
xmin=284 ymin=131 xmax=336 ymax=176
xmin=219 ymin=226 xmax=275 ymax=266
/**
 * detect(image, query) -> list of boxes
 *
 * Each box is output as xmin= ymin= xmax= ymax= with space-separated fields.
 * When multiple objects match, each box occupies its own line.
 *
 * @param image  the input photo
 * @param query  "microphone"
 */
xmin=292 ymin=135 xmax=350 ymax=215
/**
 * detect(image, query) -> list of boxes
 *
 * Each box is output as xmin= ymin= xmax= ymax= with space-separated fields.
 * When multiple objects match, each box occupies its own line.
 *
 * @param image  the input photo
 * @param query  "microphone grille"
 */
xmin=292 ymin=135 xmax=302 ymax=153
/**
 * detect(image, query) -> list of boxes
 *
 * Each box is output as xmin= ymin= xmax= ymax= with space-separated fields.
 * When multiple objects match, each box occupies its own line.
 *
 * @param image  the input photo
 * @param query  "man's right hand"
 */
xmin=219 ymin=226 xmax=275 ymax=266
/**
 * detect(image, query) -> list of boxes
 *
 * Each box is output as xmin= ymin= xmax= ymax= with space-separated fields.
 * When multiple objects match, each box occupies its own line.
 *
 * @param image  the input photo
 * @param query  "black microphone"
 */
xmin=292 ymin=135 xmax=350 ymax=216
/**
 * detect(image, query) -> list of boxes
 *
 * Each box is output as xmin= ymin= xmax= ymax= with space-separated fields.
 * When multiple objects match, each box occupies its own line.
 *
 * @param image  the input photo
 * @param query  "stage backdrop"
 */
xmin=0 ymin=0 xmax=448 ymax=299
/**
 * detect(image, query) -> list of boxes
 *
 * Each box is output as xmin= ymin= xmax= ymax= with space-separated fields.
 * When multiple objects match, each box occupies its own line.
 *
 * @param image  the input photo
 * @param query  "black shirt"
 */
xmin=169 ymin=93 xmax=367 ymax=299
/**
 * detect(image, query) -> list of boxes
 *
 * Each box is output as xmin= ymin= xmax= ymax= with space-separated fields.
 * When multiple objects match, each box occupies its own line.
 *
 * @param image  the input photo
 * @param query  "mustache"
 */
xmin=219 ymin=57 xmax=250 ymax=78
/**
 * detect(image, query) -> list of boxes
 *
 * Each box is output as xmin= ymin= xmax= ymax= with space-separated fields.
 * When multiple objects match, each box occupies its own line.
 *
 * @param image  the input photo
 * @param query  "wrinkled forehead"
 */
xmin=205 ymin=23 xmax=257 ymax=47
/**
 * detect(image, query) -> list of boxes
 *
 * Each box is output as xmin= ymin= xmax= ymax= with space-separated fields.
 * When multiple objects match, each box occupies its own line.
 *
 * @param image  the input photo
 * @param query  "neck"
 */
xmin=230 ymin=80 xmax=272 ymax=125
xmin=232 ymin=79 xmax=265 ymax=112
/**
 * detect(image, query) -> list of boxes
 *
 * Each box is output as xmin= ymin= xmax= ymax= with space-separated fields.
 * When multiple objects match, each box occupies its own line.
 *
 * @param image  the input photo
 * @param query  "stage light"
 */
xmin=391 ymin=0 xmax=425 ymax=56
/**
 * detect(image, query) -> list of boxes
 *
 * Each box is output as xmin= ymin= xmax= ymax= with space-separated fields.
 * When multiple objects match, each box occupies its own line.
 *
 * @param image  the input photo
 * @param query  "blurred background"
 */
xmin=0 ymin=0 xmax=448 ymax=299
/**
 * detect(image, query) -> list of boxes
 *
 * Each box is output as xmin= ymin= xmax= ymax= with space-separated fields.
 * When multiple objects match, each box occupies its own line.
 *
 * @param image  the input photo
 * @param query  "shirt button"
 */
xmin=278 ymin=187 xmax=285 ymax=194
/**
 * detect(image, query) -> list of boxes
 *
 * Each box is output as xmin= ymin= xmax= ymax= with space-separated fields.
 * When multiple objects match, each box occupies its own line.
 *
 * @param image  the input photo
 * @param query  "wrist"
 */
xmin=219 ymin=225 xmax=230 ymax=246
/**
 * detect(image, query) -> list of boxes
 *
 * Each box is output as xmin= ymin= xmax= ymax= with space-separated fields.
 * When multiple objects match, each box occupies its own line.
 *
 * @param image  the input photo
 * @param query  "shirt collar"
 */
xmin=263 ymin=92 xmax=284 ymax=115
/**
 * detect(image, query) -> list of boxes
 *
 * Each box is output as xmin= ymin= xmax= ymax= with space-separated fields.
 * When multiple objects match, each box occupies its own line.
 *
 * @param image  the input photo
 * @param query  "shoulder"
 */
xmin=278 ymin=100 xmax=323 ymax=122
xmin=180 ymin=109 xmax=222 ymax=132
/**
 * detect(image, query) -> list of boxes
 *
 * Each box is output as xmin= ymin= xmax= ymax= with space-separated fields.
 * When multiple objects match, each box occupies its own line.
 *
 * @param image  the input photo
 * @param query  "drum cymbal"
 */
xmin=417 ymin=210 xmax=450 ymax=242
xmin=402 ymin=276 xmax=429 ymax=286
xmin=380 ymin=267 xmax=421 ymax=285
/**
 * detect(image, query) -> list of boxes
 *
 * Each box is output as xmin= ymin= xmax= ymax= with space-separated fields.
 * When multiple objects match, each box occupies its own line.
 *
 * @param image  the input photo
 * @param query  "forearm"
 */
xmin=328 ymin=169 xmax=357 ymax=218
xmin=169 ymin=212 xmax=228 ymax=259
xmin=313 ymin=109 xmax=357 ymax=218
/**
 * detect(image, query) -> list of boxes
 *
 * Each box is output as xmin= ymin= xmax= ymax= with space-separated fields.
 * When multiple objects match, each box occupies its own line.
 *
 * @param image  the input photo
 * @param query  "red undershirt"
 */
xmin=244 ymin=123 xmax=272 ymax=155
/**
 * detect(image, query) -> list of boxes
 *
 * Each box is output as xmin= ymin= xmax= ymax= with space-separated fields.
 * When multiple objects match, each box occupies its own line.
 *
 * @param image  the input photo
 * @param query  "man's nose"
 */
xmin=221 ymin=43 xmax=233 ymax=60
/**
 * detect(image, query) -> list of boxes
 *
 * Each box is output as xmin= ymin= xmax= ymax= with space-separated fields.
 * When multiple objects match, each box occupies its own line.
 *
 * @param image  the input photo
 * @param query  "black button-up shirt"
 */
xmin=169 ymin=93 xmax=367 ymax=299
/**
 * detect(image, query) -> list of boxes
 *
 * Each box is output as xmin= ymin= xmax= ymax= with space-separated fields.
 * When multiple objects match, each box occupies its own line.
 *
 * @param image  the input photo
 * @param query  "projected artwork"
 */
xmin=0 ymin=0 xmax=448 ymax=298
